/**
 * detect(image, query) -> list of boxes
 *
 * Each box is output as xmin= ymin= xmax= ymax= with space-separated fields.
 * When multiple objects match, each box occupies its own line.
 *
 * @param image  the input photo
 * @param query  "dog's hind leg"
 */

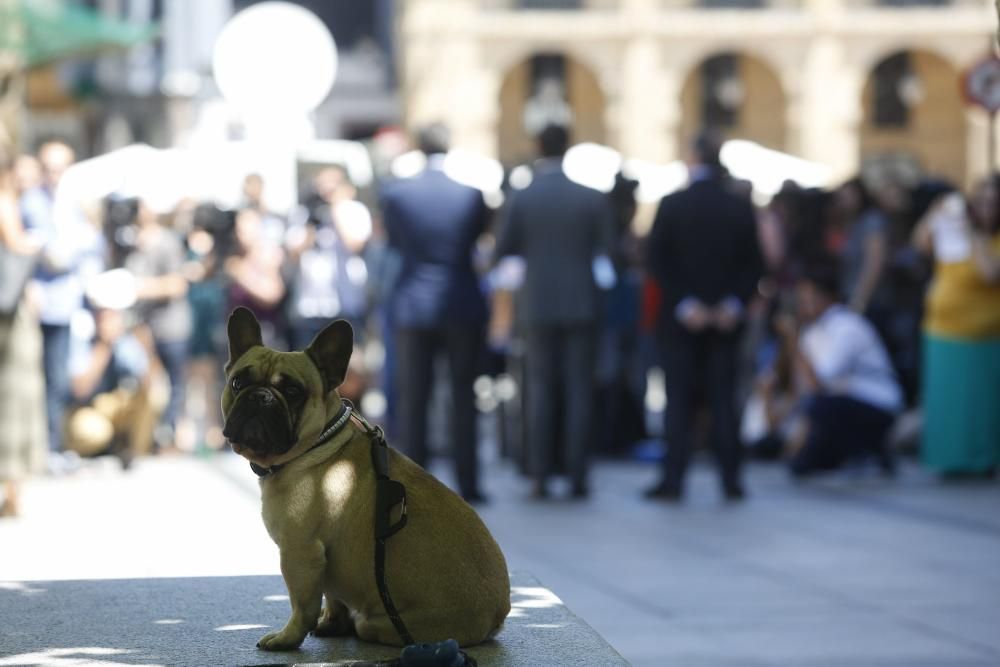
xmin=354 ymin=613 xmax=407 ymax=647
xmin=314 ymin=597 xmax=355 ymax=637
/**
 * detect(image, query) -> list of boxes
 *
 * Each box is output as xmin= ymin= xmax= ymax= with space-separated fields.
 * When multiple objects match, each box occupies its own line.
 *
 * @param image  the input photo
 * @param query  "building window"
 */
xmin=531 ymin=54 xmax=567 ymax=87
xmin=872 ymin=52 xmax=912 ymax=128
xmin=701 ymin=54 xmax=741 ymax=129
xmin=235 ymin=0 xmax=378 ymax=50
xmin=523 ymin=54 xmax=573 ymax=133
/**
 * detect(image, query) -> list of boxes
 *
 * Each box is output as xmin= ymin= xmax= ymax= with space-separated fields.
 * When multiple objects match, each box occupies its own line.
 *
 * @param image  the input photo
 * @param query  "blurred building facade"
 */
xmin=20 ymin=0 xmax=399 ymax=155
xmin=400 ymin=0 xmax=997 ymax=185
xmin=16 ymin=0 xmax=997 ymax=186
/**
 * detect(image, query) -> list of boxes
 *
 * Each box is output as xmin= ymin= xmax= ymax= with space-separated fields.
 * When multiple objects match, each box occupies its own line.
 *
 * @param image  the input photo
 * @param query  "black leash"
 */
xmin=356 ymin=408 xmax=478 ymax=666
xmin=350 ymin=402 xmax=415 ymax=647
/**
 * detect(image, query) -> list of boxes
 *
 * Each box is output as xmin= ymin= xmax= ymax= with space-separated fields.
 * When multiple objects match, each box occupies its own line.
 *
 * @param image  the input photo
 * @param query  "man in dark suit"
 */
xmin=645 ymin=132 xmax=763 ymax=502
xmin=380 ymin=124 xmax=490 ymax=503
xmin=495 ymin=124 xmax=615 ymax=499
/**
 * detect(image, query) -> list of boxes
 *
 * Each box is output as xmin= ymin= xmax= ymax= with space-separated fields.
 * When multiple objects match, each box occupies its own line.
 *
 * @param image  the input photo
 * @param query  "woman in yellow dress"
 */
xmin=914 ymin=174 xmax=1000 ymax=476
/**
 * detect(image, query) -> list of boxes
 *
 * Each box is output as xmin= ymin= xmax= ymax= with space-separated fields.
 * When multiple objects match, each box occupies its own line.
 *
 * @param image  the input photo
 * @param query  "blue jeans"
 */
xmin=41 ymin=323 xmax=71 ymax=452
xmin=155 ymin=339 xmax=188 ymax=435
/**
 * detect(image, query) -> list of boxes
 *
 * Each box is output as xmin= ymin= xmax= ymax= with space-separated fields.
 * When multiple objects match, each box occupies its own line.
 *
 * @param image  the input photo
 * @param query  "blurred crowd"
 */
xmin=0 ymin=123 xmax=998 ymax=516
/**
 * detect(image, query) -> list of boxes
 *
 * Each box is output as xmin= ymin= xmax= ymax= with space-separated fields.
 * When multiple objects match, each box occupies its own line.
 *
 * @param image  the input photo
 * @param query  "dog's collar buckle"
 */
xmin=249 ymin=461 xmax=272 ymax=477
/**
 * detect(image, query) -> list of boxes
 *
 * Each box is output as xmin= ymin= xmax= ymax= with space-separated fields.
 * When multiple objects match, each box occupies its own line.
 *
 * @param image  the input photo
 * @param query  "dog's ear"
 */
xmin=226 ymin=307 xmax=263 ymax=371
xmin=304 ymin=319 xmax=354 ymax=392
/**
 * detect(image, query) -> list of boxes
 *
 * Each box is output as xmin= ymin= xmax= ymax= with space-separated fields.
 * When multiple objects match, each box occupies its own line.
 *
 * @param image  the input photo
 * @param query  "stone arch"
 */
xmin=496 ymin=52 xmax=607 ymax=166
xmin=678 ymin=50 xmax=788 ymax=152
xmin=860 ymin=48 xmax=966 ymax=184
xmin=854 ymin=41 xmax=970 ymax=81
xmin=486 ymin=40 xmax=618 ymax=94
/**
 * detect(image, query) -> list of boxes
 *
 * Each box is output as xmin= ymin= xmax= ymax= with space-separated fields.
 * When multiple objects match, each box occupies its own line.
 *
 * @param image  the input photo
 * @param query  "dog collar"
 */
xmin=249 ymin=401 xmax=353 ymax=478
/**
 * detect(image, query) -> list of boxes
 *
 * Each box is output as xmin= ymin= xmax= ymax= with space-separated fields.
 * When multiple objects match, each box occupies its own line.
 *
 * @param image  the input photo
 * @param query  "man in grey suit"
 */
xmin=495 ymin=125 xmax=615 ymax=499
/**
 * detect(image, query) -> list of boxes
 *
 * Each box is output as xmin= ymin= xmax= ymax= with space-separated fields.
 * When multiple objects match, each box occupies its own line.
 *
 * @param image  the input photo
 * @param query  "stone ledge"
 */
xmin=0 ymin=572 xmax=629 ymax=666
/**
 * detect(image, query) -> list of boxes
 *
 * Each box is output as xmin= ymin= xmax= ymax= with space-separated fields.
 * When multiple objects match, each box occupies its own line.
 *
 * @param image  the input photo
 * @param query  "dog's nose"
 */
xmin=250 ymin=388 xmax=275 ymax=406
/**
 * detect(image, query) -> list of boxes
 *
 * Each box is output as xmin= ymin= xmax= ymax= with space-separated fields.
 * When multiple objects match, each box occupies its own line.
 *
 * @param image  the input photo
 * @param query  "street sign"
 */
xmin=963 ymin=55 xmax=1000 ymax=113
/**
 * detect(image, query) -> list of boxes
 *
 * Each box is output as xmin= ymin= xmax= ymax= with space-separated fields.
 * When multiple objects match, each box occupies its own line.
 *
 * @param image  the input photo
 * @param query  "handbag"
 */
xmin=0 ymin=244 xmax=37 ymax=316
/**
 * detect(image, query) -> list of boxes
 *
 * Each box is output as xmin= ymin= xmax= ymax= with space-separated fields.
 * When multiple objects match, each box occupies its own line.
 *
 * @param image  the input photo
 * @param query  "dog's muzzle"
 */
xmin=223 ymin=387 xmax=296 ymax=456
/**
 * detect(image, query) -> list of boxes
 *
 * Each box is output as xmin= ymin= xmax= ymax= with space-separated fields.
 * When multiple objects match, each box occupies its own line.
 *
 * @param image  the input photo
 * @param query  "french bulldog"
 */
xmin=221 ymin=307 xmax=510 ymax=651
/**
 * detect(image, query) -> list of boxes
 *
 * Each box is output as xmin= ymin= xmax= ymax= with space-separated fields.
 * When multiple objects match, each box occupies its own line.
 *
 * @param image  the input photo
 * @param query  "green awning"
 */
xmin=0 ymin=0 xmax=158 ymax=70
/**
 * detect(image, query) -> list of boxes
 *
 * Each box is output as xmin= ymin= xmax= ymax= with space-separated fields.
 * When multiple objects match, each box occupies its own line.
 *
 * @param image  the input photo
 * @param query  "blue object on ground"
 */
xmin=631 ymin=438 xmax=666 ymax=463
xmin=400 ymin=638 xmax=466 ymax=667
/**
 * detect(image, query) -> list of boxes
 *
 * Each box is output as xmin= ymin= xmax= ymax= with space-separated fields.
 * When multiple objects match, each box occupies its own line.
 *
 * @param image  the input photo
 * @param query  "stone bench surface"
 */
xmin=0 ymin=572 xmax=628 ymax=666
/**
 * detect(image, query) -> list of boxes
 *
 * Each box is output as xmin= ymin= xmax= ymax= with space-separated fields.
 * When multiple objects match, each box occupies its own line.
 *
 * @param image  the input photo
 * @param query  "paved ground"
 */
xmin=2 ymin=451 xmax=999 ymax=666
xmin=0 ymin=573 xmax=626 ymax=667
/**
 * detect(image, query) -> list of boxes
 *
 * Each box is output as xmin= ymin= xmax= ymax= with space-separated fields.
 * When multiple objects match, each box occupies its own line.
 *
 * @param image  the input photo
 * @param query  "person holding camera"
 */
xmin=181 ymin=203 xmax=231 ymax=451
xmin=913 ymin=174 xmax=1000 ymax=477
xmin=65 ymin=306 xmax=158 ymax=466
xmin=286 ymin=165 xmax=372 ymax=349
xmin=123 ymin=201 xmax=192 ymax=452
xmin=776 ymin=264 xmax=902 ymax=477
xmin=225 ymin=207 xmax=286 ymax=349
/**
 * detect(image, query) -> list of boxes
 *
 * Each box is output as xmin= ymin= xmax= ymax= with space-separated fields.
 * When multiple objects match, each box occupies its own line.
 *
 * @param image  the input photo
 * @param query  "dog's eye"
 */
xmin=283 ymin=385 xmax=301 ymax=399
xmin=231 ymin=376 xmax=244 ymax=392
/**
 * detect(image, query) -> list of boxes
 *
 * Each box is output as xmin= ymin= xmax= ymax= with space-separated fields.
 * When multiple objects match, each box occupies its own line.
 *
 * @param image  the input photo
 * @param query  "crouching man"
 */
xmin=65 ymin=305 xmax=158 ymax=467
xmin=778 ymin=264 xmax=903 ymax=477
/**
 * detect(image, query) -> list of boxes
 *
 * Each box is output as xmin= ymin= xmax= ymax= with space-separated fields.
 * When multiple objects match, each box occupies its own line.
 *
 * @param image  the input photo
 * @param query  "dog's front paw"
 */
xmin=256 ymin=627 xmax=306 ymax=651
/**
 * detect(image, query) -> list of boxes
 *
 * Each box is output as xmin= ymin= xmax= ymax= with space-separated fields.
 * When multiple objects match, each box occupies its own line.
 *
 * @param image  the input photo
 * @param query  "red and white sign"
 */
xmin=963 ymin=55 xmax=1000 ymax=114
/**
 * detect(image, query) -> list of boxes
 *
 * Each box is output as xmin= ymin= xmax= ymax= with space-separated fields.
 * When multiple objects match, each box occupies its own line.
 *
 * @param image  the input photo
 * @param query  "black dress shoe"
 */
xmin=875 ymin=447 xmax=897 ymax=478
xmin=644 ymin=482 xmax=682 ymax=502
xmin=530 ymin=481 xmax=550 ymax=500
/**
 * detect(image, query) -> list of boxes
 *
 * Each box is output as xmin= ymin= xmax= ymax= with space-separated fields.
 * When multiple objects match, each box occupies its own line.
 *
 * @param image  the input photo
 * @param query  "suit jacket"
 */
xmin=495 ymin=162 xmax=614 ymax=326
xmin=646 ymin=177 xmax=763 ymax=335
xmin=381 ymin=166 xmax=490 ymax=328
